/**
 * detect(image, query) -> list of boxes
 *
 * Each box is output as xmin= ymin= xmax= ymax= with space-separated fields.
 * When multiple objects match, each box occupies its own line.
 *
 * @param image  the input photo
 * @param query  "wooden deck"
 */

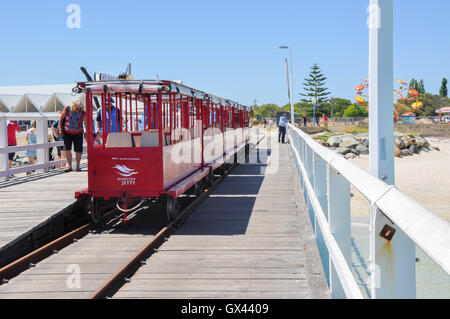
xmin=115 ymin=133 xmax=330 ymax=299
xmin=0 ymin=131 xmax=330 ymax=299
xmin=0 ymin=167 xmax=87 ymax=251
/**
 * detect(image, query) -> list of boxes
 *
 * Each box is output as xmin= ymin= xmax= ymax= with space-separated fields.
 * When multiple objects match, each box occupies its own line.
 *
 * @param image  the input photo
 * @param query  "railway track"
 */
xmin=0 ymin=135 xmax=263 ymax=299
xmin=0 ymin=162 xmax=237 ymax=299
xmin=89 ymin=163 xmax=236 ymax=299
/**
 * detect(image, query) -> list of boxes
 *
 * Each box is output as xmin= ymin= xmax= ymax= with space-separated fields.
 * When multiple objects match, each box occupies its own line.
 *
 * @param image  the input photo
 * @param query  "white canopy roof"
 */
xmin=0 ymin=84 xmax=84 ymax=113
xmin=0 ymin=84 xmax=76 ymax=96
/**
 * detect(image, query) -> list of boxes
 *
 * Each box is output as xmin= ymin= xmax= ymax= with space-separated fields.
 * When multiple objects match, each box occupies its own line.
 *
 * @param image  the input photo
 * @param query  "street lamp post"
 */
xmin=279 ymin=46 xmax=295 ymax=125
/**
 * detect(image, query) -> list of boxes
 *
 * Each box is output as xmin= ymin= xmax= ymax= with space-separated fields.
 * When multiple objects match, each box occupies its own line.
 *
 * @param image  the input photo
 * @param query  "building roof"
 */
xmin=0 ymin=84 xmax=76 ymax=96
xmin=0 ymin=84 xmax=83 ymax=113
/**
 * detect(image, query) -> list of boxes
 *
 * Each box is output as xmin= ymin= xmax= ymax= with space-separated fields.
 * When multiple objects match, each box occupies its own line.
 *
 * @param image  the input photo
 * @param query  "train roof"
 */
xmin=75 ymin=80 xmax=250 ymax=110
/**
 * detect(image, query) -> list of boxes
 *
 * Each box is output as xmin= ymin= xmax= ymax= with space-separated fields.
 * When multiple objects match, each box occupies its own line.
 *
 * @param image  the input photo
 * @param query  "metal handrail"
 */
xmin=0 ymin=113 xmax=87 ymax=179
xmin=287 ymin=123 xmax=450 ymax=298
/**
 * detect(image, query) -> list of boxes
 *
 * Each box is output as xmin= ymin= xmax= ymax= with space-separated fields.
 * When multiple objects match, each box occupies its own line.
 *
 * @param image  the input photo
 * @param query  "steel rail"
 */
xmin=0 ymin=208 xmax=119 ymax=284
xmin=89 ymin=135 xmax=265 ymax=299
xmin=0 ymin=224 xmax=91 ymax=284
xmin=89 ymin=162 xmax=238 ymax=299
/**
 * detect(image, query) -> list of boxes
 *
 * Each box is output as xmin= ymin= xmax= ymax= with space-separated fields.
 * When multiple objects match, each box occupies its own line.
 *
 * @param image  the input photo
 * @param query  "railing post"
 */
xmin=368 ymin=0 xmax=415 ymax=298
xmin=36 ymin=115 xmax=49 ymax=173
xmin=305 ymin=145 xmax=315 ymax=228
xmin=0 ymin=115 xmax=8 ymax=181
xmin=313 ymin=153 xmax=330 ymax=283
xmin=327 ymin=164 xmax=351 ymax=298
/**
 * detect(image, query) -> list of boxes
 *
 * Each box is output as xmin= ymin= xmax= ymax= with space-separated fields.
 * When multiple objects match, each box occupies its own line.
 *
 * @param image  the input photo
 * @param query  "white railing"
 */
xmin=287 ymin=124 xmax=450 ymax=299
xmin=0 ymin=113 xmax=87 ymax=180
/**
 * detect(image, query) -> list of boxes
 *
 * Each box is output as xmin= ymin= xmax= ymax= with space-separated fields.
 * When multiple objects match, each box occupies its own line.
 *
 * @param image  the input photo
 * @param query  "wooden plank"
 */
xmin=0 ymin=171 xmax=87 ymax=251
xmin=113 ymin=136 xmax=330 ymax=299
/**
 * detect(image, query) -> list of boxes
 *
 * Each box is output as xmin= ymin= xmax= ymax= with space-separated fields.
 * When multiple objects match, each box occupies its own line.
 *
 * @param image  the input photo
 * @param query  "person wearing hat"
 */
xmin=278 ymin=114 xmax=289 ymax=143
xmin=96 ymin=97 xmax=121 ymax=135
xmin=93 ymin=132 xmax=102 ymax=147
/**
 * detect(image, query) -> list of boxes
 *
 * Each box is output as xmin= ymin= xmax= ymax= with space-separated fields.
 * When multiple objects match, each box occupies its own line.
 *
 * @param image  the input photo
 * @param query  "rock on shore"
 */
xmin=313 ymin=132 xmax=434 ymax=159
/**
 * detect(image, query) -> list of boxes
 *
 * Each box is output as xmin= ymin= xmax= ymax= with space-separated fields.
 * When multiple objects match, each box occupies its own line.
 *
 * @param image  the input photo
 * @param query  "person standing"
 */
xmin=96 ymin=98 xmax=121 ymax=135
xmin=303 ymin=116 xmax=307 ymax=127
xmin=51 ymin=116 xmax=66 ymax=168
xmin=58 ymin=99 xmax=87 ymax=172
xmin=321 ymin=113 xmax=329 ymax=130
xmin=25 ymin=121 xmax=37 ymax=175
xmin=7 ymin=120 xmax=21 ymax=178
xmin=278 ymin=114 xmax=289 ymax=143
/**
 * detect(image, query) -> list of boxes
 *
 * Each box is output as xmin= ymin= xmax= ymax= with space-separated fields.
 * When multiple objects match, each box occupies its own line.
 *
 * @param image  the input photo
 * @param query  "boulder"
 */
xmin=355 ymin=144 xmax=369 ymax=155
xmin=335 ymin=147 xmax=351 ymax=155
xmin=394 ymin=146 xmax=401 ymax=157
xmin=340 ymin=136 xmax=360 ymax=148
xmin=362 ymin=139 xmax=369 ymax=147
xmin=345 ymin=153 xmax=358 ymax=160
xmin=431 ymin=146 xmax=440 ymax=151
xmin=400 ymin=135 xmax=414 ymax=148
xmin=354 ymin=133 xmax=369 ymax=143
xmin=415 ymin=135 xmax=430 ymax=148
xmin=327 ymin=135 xmax=343 ymax=147
xmin=394 ymin=136 xmax=405 ymax=149
xmin=315 ymin=139 xmax=329 ymax=147
xmin=401 ymin=149 xmax=413 ymax=157
xmin=409 ymin=144 xmax=420 ymax=154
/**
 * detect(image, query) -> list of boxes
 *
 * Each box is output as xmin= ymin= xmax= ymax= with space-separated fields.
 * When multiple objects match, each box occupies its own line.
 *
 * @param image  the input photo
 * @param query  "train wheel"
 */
xmin=194 ymin=183 xmax=203 ymax=198
xmin=165 ymin=195 xmax=180 ymax=222
xmin=86 ymin=198 xmax=101 ymax=225
xmin=205 ymin=172 xmax=214 ymax=187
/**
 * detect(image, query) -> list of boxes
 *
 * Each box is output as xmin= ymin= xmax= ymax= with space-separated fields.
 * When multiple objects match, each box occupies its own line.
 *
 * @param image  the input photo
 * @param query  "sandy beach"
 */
xmin=348 ymin=137 xmax=450 ymax=222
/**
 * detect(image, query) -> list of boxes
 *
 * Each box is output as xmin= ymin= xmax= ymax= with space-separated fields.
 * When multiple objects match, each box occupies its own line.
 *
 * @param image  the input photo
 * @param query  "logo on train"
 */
xmin=113 ymin=165 xmax=138 ymax=186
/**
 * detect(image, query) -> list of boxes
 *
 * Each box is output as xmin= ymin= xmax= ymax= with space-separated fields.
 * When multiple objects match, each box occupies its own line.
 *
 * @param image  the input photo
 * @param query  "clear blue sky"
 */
xmin=0 ymin=0 xmax=448 ymax=106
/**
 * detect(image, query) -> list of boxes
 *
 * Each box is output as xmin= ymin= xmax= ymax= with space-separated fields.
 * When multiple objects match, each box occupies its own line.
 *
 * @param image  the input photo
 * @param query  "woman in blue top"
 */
xmin=25 ymin=120 xmax=37 ymax=175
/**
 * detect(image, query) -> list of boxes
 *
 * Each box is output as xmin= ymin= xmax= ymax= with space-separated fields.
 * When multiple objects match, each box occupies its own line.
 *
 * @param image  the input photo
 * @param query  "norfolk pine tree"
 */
xmin=440 ymin=78 xmax=448 ymax=98
xmin=299 ymin=64 xmax=331 ymax=116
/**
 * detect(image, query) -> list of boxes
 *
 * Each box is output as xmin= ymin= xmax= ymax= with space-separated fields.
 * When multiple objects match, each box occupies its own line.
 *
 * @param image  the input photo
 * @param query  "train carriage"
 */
xmin=75 ymin=80 xmax=250 ymax=223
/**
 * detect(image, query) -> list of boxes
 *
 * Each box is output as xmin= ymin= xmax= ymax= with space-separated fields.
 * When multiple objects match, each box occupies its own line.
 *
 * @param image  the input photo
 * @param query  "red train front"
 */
xmin=75 ymin=80 xmax=250 ymax=223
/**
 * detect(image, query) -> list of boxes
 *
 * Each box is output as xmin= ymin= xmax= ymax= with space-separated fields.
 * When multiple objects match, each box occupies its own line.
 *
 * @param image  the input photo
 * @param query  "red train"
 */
xmin=74 ymin=80 xmax=251 ymax=223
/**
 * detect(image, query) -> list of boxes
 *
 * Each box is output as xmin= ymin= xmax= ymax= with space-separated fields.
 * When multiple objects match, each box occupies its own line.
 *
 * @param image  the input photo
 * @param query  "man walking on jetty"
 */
xmin=278 ymin=114 xmax=289 ymax=143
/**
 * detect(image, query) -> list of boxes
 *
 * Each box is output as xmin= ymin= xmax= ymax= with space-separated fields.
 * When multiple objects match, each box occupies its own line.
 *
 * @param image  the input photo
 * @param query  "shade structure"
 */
xmin=0 ymin=84 xmax=84 ymax=113
xmin=42 ymin=93 xmax=85 ymax=112
xmin=0 ymin=97 xmax=9 ymax=112
xmin=0 ymin=94 xmax=22 ymax=112
xmin=14 ymin=94 xmax=51 ymax=112
xmin=436 ymin=107 xmax=450 ymax=114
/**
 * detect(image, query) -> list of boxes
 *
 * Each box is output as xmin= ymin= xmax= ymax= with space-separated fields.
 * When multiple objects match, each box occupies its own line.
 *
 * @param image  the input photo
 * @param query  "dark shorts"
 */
xmin=63 ymin=132 xmax=84 ymax=153
xmin=8 ymin=144 xmax=15 ymax=161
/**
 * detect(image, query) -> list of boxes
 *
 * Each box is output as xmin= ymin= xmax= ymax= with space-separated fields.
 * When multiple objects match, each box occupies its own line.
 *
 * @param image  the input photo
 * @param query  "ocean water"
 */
xmin=350 ymin=222 xmax=450 ymax=299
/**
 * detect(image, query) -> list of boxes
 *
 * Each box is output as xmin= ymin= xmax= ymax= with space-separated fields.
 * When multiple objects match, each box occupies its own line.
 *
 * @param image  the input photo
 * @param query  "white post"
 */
xmin=36 ymin=115 xmax=49 ymax=173
xmin=368 ymin=0 xmax=415 ymax=298
xmin=0 ymin=115 xmax=8 ymax=181
xmin=327 ymin=165 xmax=351 ymax=298
xmin=314 ymin=154 xmax=329 ymax=282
